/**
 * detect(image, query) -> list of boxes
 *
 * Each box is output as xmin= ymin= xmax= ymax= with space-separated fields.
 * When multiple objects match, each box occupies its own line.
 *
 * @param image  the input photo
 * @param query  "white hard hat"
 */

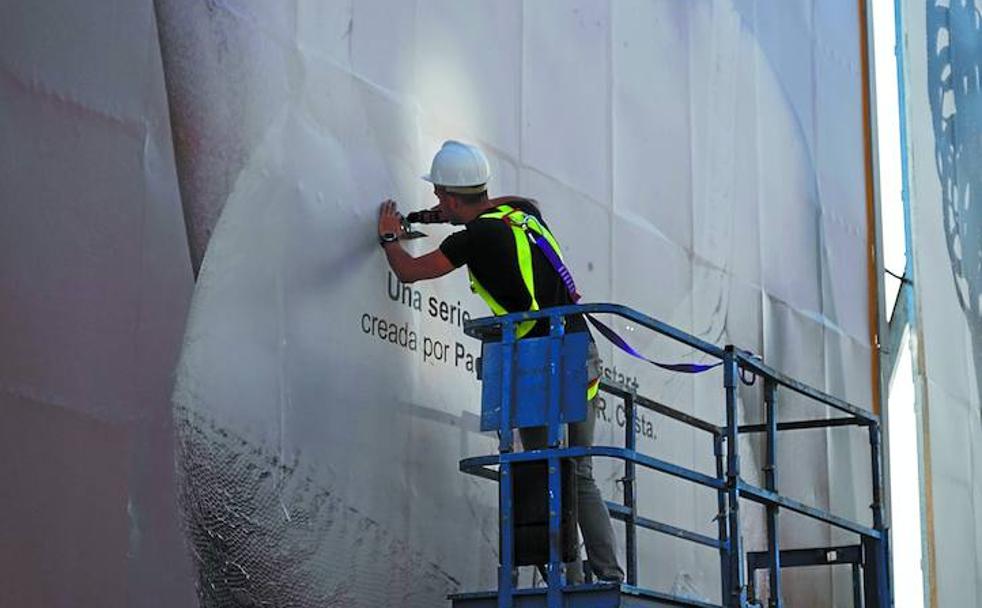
xmin=421 ymin=140 xmax=490 ymax=194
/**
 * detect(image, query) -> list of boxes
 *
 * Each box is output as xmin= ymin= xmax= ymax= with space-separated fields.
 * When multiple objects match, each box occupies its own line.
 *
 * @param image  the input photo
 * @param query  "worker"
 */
xmin=376 ymin=140 xmax=624 ymax=585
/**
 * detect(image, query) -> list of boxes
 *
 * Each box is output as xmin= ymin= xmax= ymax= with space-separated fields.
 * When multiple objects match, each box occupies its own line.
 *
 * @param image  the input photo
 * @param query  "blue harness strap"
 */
xmin=526 ymin=225 xmax=721 ymax=374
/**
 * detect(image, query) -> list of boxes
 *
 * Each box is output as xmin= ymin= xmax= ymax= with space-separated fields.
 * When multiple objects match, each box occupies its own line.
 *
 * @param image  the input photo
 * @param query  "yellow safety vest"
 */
xmin=468 ymin=204 xmax=599 ymax=401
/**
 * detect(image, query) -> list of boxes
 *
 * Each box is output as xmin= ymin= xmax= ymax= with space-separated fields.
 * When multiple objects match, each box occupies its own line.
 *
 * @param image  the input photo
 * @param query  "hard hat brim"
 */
xmin=421 ymin=174 xmax=487 ymax=194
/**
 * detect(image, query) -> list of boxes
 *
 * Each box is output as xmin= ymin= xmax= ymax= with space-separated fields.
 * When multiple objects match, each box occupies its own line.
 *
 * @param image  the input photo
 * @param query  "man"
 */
xmin=377 ymin=140 xmax=624 ymax=584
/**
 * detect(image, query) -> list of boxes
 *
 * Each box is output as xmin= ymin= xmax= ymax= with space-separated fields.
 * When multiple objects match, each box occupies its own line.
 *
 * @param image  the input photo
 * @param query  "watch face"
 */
xmin=380 ymin=232 xmax=397 ymax=242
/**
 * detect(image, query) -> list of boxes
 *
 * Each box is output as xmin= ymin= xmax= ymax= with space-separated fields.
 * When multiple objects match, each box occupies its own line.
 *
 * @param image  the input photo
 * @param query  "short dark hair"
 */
xmin=456 ymin=190 xmax=488 ymax=205
xmin=437 ymin=186 xmax=488 ymax=205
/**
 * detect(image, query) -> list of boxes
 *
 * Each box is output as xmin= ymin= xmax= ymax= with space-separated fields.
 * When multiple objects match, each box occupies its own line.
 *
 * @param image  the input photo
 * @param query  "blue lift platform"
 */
xmin=449 ymin=303 xmax=892 ymax=608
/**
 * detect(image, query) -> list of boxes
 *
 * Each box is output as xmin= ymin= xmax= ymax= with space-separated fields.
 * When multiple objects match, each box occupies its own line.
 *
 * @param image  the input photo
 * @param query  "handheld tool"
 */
xmin=399 ymin=209 xmax=448 ymax=240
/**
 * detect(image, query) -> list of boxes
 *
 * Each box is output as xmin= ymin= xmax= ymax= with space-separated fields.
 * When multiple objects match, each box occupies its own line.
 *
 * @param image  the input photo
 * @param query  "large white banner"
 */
xmin=166 ymin=2 xmax=875 ymax=606
xmin=0 ymin=1 xmax=876 ymax=606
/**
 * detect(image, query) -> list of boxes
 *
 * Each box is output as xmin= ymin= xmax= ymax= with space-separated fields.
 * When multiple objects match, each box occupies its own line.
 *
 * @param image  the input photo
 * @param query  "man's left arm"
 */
xmin=378 ymin=199 xmax=456 ymax=284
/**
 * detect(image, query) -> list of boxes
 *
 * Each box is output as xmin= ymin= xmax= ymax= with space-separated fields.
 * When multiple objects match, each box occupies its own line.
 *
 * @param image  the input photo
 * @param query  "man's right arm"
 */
xmin=378 ymin=199 xmax=457 ymax=284
xmin=382 ymin=244 xmax=455 ymax=284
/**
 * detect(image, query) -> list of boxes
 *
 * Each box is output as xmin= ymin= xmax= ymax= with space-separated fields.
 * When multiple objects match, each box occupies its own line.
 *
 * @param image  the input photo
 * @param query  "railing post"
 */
xmin=546 ymin=314 xmax=565 ymax=607
xmin=498 ymin=460 xmax=514 ymax=608
xmin=547 ymin=315 xmax=564 ymax=448
xmin=864 ymin=423 xmax=890 ymax=608
xmin=499 ymin=320 xmax=516 ymax=454
xmin=723 ymin=345 xmax=746 ymax=607
xmin=547 ymin=454 xmax=562 ymax=607
xmin=624 ymin=388 xmax=638 ymax=585
xmin=868 ymin=423 xmax=884 ymax=535
xmin=715 ymin=434 xmax=730 ymax=603
xmin=498 ymin=320 xmax=515 ymax=608
xmin=764 ymin=379 xmax=783 ymax=607
xmin=852 ymin=562 xmax=863 ymax=608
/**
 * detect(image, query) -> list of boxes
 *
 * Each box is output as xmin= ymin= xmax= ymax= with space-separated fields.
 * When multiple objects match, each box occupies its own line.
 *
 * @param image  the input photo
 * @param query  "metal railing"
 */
xmin=458 ymin=303 xmax=891 ymax=608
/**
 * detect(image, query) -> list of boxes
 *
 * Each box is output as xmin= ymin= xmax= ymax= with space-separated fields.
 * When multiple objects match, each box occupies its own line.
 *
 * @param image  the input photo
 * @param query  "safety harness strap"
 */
xmin=468 ymin=205 xmax=539 ymax=339
xmin=492 ymin=204 xmax=722 ymax=375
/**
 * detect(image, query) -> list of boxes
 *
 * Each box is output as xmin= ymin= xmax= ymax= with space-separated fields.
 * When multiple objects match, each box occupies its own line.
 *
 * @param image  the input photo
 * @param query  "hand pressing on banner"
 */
xmin=377 ymin=199 xmax=406 ymax=246
xmin=376 ymin=198 xmax=455 ymax=284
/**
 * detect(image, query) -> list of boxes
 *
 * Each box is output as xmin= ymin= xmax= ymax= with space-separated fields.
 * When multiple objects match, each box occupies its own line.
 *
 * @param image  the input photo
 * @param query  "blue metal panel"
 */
xmin=481 ymin=332 xmax=589 ymax=432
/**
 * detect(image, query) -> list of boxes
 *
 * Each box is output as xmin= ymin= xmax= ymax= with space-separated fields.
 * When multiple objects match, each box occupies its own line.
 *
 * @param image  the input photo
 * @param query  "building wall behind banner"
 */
xmin=166 ymin=1 xmax=876 ymax=606
xmin=0 ymin=1 xmax=876 ymax=607
xmin=902 ymin=0 xmax=982 ymax=605
xmin=0 ymin=1 xmax=197 ymax=606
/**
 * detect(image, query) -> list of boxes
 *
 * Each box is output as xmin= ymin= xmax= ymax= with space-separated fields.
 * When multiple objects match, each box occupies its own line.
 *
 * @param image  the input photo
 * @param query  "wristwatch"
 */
xmin=378 ymin=232 xmax=399 ymax=246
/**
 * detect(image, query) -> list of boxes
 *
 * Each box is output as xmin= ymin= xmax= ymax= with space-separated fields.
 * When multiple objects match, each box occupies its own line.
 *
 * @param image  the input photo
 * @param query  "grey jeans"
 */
xmin=518 ymin=341 xmax=625 ymax=584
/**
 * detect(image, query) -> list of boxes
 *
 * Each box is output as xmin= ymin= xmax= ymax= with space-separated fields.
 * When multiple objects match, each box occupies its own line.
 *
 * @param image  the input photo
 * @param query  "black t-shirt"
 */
xmin=440 ymin=199 xmax=589 ymax=338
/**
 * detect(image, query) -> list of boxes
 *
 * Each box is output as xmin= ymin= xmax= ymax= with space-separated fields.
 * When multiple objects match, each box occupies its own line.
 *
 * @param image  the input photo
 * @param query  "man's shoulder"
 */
xmin=493 ymin=196 xmax=541 ymax=214
xmin=513 ymin=198 xmax=542 ymax=217
xmin=471 ymin=197 xmax=543 ymax=222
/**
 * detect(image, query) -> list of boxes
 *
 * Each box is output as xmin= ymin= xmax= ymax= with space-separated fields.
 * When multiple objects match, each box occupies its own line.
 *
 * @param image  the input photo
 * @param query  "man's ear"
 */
xmin=446 ymin=194 xmax=461 ymax=213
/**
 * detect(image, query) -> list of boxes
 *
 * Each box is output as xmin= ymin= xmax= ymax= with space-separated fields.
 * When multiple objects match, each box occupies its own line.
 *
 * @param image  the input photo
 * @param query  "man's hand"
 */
xmin=375 ymin=199 xmax=456 ymax=283
xmin=378 ymin=199 xmax=405 ymax=241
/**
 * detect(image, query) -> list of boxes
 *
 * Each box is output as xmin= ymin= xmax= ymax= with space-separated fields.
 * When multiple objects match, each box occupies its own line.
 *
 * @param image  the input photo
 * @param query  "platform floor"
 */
xmin=449 ymin=583 xmax=722 ymax=608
